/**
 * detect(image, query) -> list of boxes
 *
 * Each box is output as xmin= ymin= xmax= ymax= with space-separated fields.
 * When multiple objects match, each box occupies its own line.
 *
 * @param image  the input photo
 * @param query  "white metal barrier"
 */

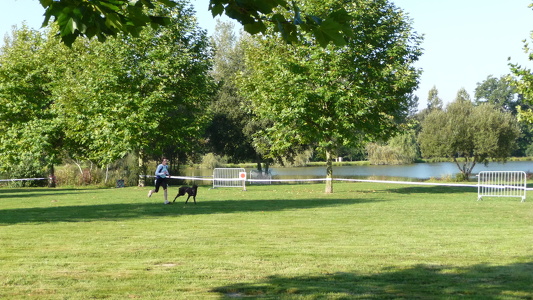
xmin=477 ymin=171 xmax=526 ymax=202
xmin=213 ymin=168 xmax=246 ymax=190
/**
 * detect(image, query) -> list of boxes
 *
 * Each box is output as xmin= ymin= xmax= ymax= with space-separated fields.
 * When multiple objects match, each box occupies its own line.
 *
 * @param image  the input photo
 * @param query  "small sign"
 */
xmin=239 ymin=172 xmax=247 ymax=180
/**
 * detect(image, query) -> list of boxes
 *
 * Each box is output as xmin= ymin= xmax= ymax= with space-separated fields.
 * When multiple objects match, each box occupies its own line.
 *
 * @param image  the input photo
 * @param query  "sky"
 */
xmin=2 ymin=0 xmax=533 ymax=110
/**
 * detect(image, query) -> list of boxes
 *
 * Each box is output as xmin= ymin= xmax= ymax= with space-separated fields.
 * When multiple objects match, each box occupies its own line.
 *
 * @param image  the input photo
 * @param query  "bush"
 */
xmin=525 ymin=143 xmax=533 ymax=157
xmin=454 ymin=172 xmax=470 ymax=182
xmin=1 ymin=160 xmax=47 ymax=187
xmin=55 ymin=154 xmax=141 ymax=187
xmin=280 ymin=149 xmax=314 ymax=167
xmin=200 ymin=153 xmax=227 ymax=169
xmin=366 ymin=143 xmax=405 ymax=165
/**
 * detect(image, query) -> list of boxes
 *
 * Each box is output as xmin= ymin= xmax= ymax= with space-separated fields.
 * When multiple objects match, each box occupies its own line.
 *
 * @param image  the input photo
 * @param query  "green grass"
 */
xmin=1 ymin=182 xmax=532 ymax=299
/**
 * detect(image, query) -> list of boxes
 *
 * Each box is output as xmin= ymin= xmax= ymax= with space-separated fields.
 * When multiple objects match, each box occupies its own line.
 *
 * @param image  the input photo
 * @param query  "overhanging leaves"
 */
xmin=40 ymin=0 xmax=177 ymax=47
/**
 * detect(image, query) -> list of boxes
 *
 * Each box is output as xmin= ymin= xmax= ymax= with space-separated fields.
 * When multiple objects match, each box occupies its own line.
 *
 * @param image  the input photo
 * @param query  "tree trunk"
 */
xmin=48 ymin=164 xmax=56 ymax=188
xmin=325 ymin=149 xmax=333 ymax=193
xmin=138 ymin=151 xmax=146 ymax=187
xmin=453 ymin=156 xmax=476 ymax=181
xmin=74 ymin=160 xmax=83 ymax=177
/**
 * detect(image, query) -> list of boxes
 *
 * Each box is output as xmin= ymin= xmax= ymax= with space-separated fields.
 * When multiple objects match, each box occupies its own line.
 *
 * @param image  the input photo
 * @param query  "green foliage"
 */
xmin=205 ymin=21 xmax=260 ymax=164
xmin=281 ymin=149 xmax=314 ymax=167
xmin=0 ymin=25 xmax=63 ymax=176
xmin=55 ymin=154 xmax=140 ymax=187
xmin=1 ymin=5 xmax=213 ymax=178
xmin=39 ymin=0 xmax=355 ymax=48
xmin=419 ymin=93 xmax=521 ymax=179
xmin=387 ymin=130 xmax=420 ymax=162
xmin=510 ymin=29 xmax=533 ymax=123
xmin=1 ymin=158 xmax=48 ymax=187
xmin=366 ymin=143 xmax=403 ymax=165
xmin=41 ymin=0 xmax=177 ymax=46
xmin=237 ymin=0 xmax=423 ymax=192
xmin=366 ymin=130 xmax=419 ymax=165
xmin=426 ymin=85 xmax=443 ymax=110
xmin=454 ymin=172 xmax=469 ymax=182
xmin=475 ymin=75 xmax=523 ymax=114
xmin=526 ymin=143 xmax=533 ymax=157
xmin=200 ymin=152 xmax=227 ymax=169
xmin=208 ymin=0 xmax=354 ymax=46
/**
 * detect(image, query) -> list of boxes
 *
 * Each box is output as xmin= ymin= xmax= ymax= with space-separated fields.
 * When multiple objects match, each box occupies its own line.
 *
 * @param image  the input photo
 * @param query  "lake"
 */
xmin=268 ymin=161 xmax=533 ymax=180
xmin=183 ymin=161 xmax=533 ymax=181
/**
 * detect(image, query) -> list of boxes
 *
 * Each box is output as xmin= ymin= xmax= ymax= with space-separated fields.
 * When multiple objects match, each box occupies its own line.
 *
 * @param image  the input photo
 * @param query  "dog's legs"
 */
xmin=173 ymin=192 xmax=181 ymax=203
xmin=185 ymin=195 xmax=191 ymax=204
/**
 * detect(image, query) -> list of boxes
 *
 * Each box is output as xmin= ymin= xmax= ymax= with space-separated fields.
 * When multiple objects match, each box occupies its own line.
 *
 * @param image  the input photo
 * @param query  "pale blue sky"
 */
xmin=2 ymin=0 xmax=533 ymax=110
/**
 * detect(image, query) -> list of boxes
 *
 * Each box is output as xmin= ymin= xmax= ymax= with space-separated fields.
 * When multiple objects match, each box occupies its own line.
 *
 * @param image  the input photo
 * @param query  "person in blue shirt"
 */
xmin=148 ymin=158 xmax=171 ymax=204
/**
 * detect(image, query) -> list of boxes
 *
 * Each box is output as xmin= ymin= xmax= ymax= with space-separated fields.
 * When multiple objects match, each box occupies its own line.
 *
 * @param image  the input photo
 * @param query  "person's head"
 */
xmin=162 ymin=158 xmax=169 ymax=165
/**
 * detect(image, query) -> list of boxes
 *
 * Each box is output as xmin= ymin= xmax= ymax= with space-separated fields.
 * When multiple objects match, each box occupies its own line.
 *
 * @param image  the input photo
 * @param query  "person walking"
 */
xmin=148 ymin=158 xmax=171 ymax=204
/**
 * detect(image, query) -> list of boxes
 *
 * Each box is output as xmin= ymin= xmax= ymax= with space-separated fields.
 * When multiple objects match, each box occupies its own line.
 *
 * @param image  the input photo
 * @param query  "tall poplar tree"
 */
xmin=427 ymin=86 xmax=443 ymax=111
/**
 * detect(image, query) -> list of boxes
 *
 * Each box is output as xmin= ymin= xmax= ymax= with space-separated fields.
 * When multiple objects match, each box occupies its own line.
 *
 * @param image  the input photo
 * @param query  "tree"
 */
xmin=455 ymin=87 xmax=471 ymax=102
xmin=55 ymin=3 xmax=213 ymax=171
xmin=38 ymin=0 xmax=354 ymax=47
xmin=208 ymin=0 xmax=353 ymax=47
xmin=237 ymin=0 xmax=422 ymax=193
xmin=0 ymin=3 xmax=213 ymax=184
xmin=418 ymin=90 xmax=520 ymax=180
xmin=366 ymin=129 xmax=419 ymax=165
xmin=427 ymin=86 xmax=443 ymax=111
xmin=206 ymin=21 xmax=275 ymax=171
xmin=0 ymin=24 xmax=63 ymax=185
xmin=510 ymin=17 xmax=533 ymax=124
xmin=475 ymin=75 xmax=522 ymax=114
xmin=205 ymin=21 xmax=256 ymax=164
xmin=475 ymin=75 xmax=532 ymax=156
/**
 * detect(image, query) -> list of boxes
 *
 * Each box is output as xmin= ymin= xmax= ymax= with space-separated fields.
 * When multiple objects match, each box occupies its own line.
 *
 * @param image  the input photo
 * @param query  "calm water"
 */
xmin=183 ymin=161 xmax=533 ymax=180
xmin=269 ymin=161 xmax=533 ymax=180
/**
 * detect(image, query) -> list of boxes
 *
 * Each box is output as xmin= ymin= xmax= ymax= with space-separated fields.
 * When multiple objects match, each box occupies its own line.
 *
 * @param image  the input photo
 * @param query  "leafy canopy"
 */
xmin=39 ymin=0 xmax=354 ymax=47
xmin=237 ymin=0 xmax=423 ymax=192
xmin=419 ymin=92 xmax=520 ymax=179
xmin=0 ymin=3 xmax=213 ymax=175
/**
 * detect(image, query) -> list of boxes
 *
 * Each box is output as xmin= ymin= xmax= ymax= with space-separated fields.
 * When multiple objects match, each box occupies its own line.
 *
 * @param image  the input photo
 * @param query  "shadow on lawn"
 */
xmin=0 ymin=188 xmax=96 ymax=199
xmin=0 ymin=197 xmax=377 ymax=225
xmin=212 ymin=261 xmax=533 ymax=299
xmin=385 ymin=185 xmax=476 ymax=195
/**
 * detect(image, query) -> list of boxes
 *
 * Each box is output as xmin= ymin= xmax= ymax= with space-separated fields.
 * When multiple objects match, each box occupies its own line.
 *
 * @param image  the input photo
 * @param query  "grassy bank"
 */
xmin=1 ymin=183 xmax=532 ymax=299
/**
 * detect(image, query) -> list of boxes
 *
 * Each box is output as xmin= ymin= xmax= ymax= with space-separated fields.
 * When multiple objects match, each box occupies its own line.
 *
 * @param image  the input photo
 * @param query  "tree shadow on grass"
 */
xmin=0 ymin=197 xmax=378 ymax=225
xmin=212 ymin=261 xmax=533 ymax=299
xmin=0 ymin=188 xmax=96 ymax=199
xmin=384 ymin=185 xmax=477 ymax=195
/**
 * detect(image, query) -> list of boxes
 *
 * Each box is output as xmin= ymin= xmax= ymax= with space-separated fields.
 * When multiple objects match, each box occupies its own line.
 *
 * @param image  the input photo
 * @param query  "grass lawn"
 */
xmin=0 ymin=182 xmax=532 ymax=299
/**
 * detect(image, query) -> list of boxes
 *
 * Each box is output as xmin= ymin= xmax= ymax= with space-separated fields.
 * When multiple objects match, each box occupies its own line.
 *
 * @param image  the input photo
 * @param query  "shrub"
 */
xmin=55 ymin=154 xmax=141 ymax=187
xmin=200 ymin=153 xmax=227 ymax=169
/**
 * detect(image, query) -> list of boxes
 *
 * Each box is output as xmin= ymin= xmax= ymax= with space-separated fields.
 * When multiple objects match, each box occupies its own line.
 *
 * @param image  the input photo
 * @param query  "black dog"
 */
xmin=172 ymin=185 xmax=198 ymax=204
